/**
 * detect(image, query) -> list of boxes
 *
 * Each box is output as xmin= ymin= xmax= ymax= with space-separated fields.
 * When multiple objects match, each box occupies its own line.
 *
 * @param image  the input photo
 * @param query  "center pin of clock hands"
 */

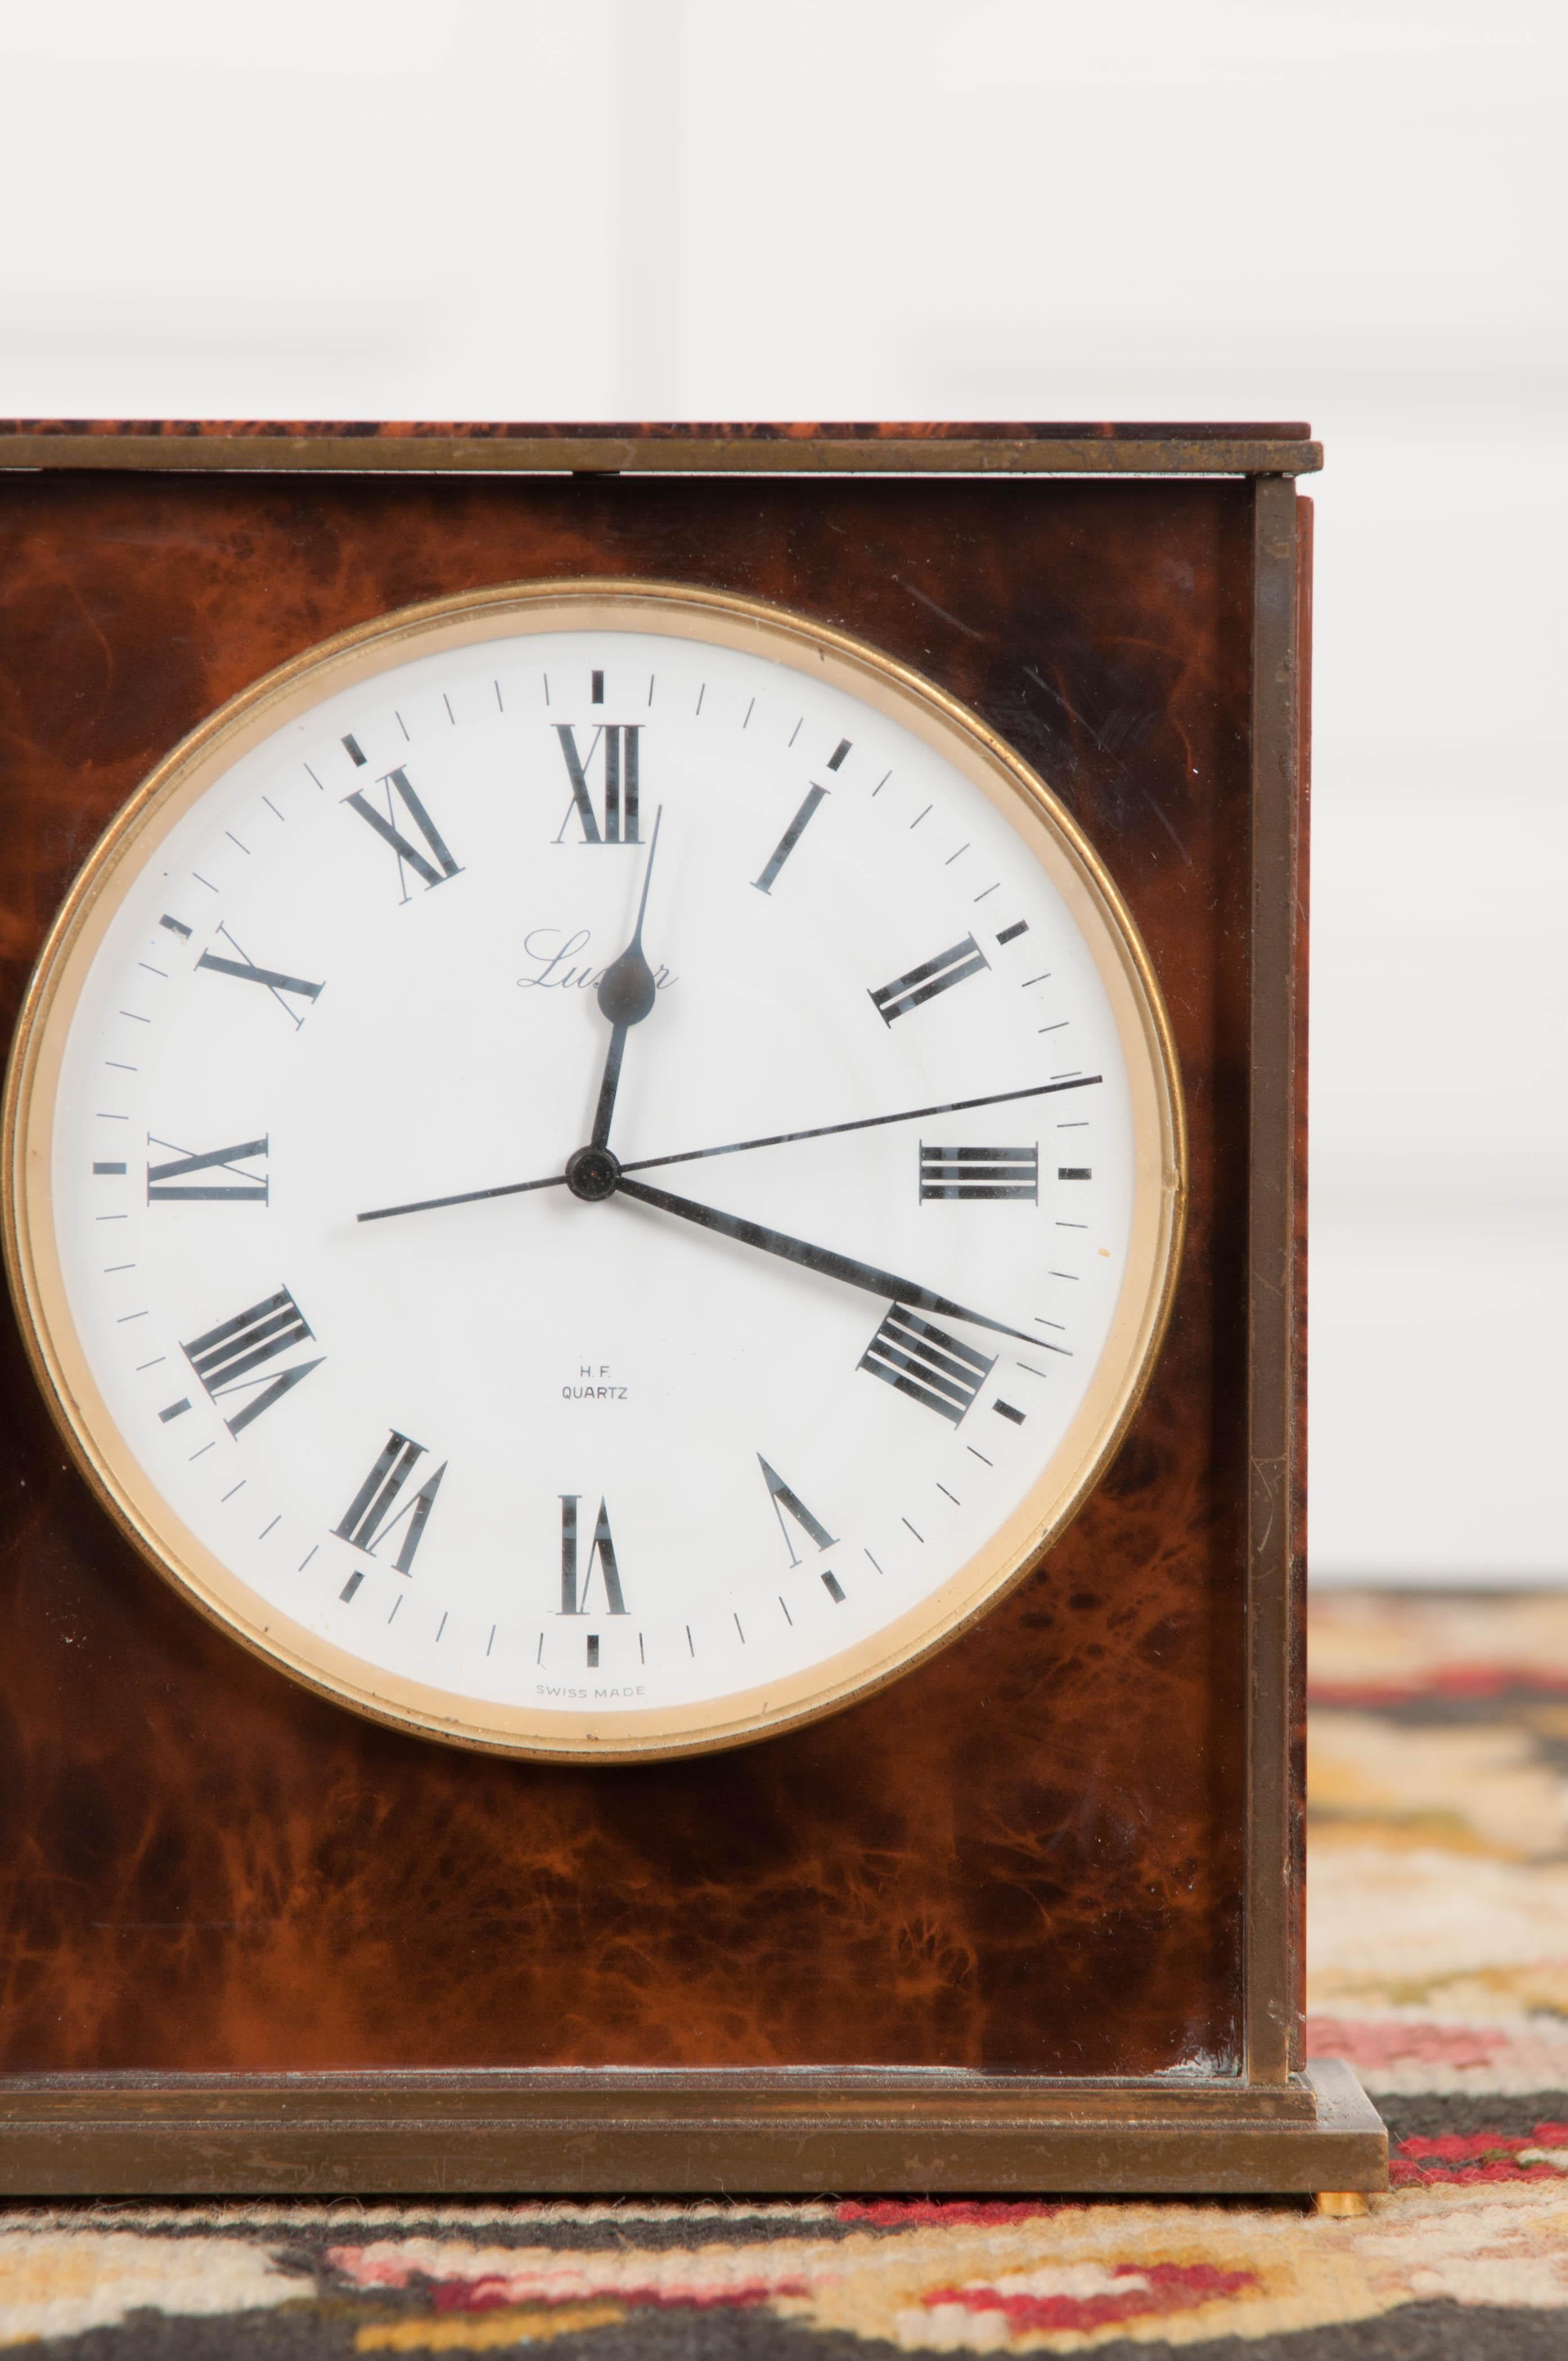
xmin=354 ymin=1073 xmax=1103 ymax=1225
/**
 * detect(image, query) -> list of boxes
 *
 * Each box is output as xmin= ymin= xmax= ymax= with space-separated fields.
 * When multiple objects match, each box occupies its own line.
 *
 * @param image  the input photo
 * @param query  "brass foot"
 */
xmin=1314 ymin=2190 xmax=1370 ymax=2218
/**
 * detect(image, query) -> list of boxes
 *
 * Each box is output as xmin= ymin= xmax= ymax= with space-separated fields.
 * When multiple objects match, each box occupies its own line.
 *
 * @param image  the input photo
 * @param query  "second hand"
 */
xmin=618 ymin=1073 xmax=1103 ymax=1177
xmin=355 ymin=1074 xmax=1102 ymax=1225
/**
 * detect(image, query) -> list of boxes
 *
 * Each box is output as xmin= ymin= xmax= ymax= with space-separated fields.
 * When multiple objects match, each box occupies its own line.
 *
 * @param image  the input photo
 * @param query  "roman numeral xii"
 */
xmin=555 ymin=724 xmax=641 ymax=844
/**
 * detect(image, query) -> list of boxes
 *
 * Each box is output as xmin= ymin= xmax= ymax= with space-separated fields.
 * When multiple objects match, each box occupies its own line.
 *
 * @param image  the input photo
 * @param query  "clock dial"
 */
xmin=4 ymin=584 xmax=1184 ymax=1758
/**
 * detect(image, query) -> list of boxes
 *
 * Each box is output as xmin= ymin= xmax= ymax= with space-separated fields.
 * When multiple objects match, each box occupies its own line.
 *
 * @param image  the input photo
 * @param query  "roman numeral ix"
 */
xmin=345 ymin=767 xmax=461 ymax=900
xmin=555 ymin=723 xmax=641 ymax=844
xmin=859 ymin=1306 xmax=995 ymax=1424
xmin=147 ymin=1135 xmax=269 ymax=1203
xmin=181 ymin=1286 xmax=323 ymax=1435
xmin=919 ymin=1143 xmax=1039 ymax=1202
xmin=335 ymin=1431 xmax=447 ymax=1576
xmin=869 ymin=934 xmax=988 ymax=1024
xmin=560 ymin=1495 xmax=627 ymax=1615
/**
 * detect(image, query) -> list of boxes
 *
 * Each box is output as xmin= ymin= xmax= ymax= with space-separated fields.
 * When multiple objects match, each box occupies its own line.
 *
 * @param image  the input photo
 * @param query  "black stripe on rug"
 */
xmin=24 ymin=2295 xmax=1568 ymax=2359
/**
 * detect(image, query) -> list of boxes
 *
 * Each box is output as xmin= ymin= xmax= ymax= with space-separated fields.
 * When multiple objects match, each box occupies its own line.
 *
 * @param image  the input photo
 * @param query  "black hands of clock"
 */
xmin=355 ymin=1074 xmax=1102 ymax=1225
xmin=588 ymin=806 xmax=664 ymax=1152
xmin=613 ymin=1174 xmax=1036 ymax=1344
xmin=618 ymin=1071 xmax=1103 ymax=1177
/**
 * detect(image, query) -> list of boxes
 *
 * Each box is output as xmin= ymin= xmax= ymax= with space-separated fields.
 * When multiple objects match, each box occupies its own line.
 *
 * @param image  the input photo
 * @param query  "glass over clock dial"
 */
xmin=3 ymin=583 xmax=1184 ymax=1758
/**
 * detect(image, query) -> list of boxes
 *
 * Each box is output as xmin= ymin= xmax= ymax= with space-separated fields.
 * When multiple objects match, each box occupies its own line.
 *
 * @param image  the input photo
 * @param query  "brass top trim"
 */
xmin=0 ymin=423 xmax=1323 ymax=477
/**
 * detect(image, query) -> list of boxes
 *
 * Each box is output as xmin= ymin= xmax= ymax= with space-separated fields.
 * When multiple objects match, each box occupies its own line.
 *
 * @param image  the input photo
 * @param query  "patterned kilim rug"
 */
xmin=4 ymin=1589 xmax=1567 ymax=2357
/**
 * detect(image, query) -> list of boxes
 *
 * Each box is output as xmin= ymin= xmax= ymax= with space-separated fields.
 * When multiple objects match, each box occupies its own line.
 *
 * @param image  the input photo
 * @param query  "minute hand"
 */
xmin=619 ymin=1071 xmax=1102 ymax=1178
xmin=614 ymin=1175 xmax=1036 ymax=1345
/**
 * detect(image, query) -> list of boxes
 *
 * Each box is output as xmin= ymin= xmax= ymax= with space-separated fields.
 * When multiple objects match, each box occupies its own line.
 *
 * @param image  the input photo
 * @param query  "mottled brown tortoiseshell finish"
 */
xmin=0 ymin=465 xmax=1261 ymax=2076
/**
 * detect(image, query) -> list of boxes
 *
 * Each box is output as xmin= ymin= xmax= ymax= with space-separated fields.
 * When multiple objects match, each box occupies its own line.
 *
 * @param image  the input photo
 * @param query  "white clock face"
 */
xmin=9 ymin=585 xmax=1182 ymax=1757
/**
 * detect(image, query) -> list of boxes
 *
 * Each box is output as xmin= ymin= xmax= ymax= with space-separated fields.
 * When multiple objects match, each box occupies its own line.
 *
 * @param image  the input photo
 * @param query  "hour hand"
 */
xmin=589 ymin=806 xmax=663 ymax=1150
xmin=614 ymin=1174 xmax=1036 ymax=1345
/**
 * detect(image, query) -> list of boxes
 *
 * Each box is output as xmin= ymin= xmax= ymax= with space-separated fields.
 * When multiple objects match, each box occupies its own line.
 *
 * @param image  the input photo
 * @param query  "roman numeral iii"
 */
xmin=345 ymin=767 xmax=461 ymax=900
xmin=182 ymin=1286 xmax=324 ymax=1435
xmin=869 ymin=934 xmax=988 ymax=1024
xmin=147 ymin=1135 xmax=269 ymax=1203
xmin=858 ymin=1306 xmax=995 ymax=1424
xmin=554 ymin=724 xmax=641 ymax=844
xmin=335 ymin=1431 xmax=447 ymax=1575
xmin=919 ymin=1143 xmax=1039 ymax=1202
xmin=560 ymin=1495 xmax=627 ymax=1614
xmin=758 ymin=1454 xmax=837 ymax=1566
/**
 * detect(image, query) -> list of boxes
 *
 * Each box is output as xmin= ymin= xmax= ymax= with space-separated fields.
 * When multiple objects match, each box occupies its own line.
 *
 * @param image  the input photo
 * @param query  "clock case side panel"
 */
xmin=0 ymin=431 xmax=1347 ymax=2190
xmin=1242 ymin=477 xmax=1309 ymax=2087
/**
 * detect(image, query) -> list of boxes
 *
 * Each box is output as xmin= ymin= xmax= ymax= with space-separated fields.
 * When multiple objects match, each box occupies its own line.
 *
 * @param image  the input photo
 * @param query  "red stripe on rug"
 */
xmin=1305 ymin=2015 xmax=1514 ymax=2069
xmin=923 ymin=2263 xmax=1258 ymax=2333
xmin=1390 ymin=2124 xmax=1568 ymax=2186
xmin=836 ymin=2200 xmax=1061 ymax=2228
xmin=1309 ymin=1667 xmax=1568 ymax=1708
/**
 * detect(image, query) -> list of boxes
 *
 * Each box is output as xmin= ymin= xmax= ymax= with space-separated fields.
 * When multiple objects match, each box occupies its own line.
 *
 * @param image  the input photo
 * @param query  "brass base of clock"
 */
xmin=0 ymin=2059 xmax=1383 ymax=2196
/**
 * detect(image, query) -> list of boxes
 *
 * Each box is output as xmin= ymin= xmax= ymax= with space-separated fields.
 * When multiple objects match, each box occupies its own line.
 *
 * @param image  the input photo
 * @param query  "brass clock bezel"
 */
xmin=2 ymin=578 xmax=1187 ymax=1761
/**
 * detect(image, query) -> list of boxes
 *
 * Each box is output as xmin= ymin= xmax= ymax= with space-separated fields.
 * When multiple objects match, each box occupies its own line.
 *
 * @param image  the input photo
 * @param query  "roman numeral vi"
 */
xmin=560 ymin=1495 xmax=627 ymax=1614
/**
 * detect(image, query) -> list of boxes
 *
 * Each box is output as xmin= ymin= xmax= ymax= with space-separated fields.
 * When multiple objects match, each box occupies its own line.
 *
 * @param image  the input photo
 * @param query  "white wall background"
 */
xmin=2 ymin=0 xmax=1563 ymax=1583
